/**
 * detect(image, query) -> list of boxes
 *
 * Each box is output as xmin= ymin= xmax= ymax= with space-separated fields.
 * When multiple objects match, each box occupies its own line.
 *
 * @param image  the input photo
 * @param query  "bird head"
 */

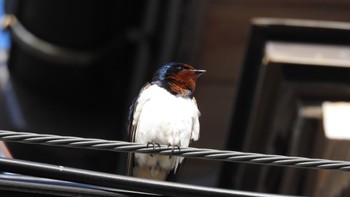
xmin=152 ymin=62 xmax=206 ymax=97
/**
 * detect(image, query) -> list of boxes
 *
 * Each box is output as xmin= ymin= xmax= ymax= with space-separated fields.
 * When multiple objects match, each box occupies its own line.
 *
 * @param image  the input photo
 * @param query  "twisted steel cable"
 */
xmin=0 ymin=129 xmax=350 ymax=172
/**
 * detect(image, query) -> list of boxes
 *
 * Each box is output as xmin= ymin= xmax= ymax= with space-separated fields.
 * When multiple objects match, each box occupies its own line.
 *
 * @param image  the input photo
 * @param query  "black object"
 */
xmin=219 ymin=17 xmax=350 ymax=194
xmin=0 ymin=157 xmax=302 ymax=197
xmin=0 ymin=1 xmax=208 ymax=195
xmin=2 ymin=0 xmax=141 ymax=176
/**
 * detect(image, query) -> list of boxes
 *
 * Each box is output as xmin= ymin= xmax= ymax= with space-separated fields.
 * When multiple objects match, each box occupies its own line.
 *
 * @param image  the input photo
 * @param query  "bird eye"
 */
xmin=176 ymin=65 xmax=185 ymax=70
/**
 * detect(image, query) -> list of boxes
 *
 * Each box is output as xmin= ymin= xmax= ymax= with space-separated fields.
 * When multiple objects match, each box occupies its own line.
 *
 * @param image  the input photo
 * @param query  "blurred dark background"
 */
xmin=1 ymin=0 xmax=350 ymax=196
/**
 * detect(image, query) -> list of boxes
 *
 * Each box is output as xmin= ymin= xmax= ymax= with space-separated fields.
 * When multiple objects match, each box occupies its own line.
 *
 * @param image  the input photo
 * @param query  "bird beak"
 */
xmin=193 ymin=69 xmax=206 ymax=77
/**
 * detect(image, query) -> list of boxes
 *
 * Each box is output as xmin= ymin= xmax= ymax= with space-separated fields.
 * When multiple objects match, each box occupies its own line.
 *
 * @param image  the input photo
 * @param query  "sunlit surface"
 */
xmin=265 ymin=41 xmax=350 ymax=67
xmin=322 ymin=101 xmax=350 ymax=140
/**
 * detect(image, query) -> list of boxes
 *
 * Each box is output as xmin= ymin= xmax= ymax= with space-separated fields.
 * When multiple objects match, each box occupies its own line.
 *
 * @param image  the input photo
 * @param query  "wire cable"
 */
xmin=0 ymin=129 xmax=350 ymax=172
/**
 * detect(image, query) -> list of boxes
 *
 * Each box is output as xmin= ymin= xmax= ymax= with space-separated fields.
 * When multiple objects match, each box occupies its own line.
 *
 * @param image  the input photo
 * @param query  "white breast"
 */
xmin=133 ymin=84 xmax=200 ymax=146
xmin=132 ymin=84 xmax=200 ymax=172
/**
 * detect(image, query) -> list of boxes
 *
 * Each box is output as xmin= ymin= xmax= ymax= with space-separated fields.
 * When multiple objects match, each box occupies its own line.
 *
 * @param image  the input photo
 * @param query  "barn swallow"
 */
xmin=126 ymin=62 xmax=205 ymax=180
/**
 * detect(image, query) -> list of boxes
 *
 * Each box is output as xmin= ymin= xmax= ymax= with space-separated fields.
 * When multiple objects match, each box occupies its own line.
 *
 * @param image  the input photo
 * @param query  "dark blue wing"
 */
xmin=126 ymin=82 xmax=151 ymax=176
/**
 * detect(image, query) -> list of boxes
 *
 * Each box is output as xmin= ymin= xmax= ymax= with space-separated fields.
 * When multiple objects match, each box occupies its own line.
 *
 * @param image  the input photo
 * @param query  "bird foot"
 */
xmin=147 ymin=142 xmax=161 ymax=149
xmin=168 ymin=144 xmax=181 ymax=152
xmin=147 ymin=142 xmax=161 ymax=157
xmin=168 ymin=144 xmax=181 ymax=159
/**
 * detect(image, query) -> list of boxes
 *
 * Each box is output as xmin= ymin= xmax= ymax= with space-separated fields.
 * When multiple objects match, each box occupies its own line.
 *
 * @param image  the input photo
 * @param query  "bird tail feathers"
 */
xmin=133 ymin=165 xmax=169 ymax=180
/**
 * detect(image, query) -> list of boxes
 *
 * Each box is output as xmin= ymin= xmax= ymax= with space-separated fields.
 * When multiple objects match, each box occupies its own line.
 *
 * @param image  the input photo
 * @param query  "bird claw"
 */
xmin=168 ymin=144 xmax=181 ymax=152
xmin=147 ymin=142 xmax=160 ymax=157
xmin=168 ymin=144 xmax=181 ymax=159
xmin=147 ymin=142 xmax=161 ymax=149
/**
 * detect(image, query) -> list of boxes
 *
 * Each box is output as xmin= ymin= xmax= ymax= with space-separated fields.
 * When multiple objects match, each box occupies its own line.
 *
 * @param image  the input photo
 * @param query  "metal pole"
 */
xmin=0 ymin=157 xmax=301 ymax=197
